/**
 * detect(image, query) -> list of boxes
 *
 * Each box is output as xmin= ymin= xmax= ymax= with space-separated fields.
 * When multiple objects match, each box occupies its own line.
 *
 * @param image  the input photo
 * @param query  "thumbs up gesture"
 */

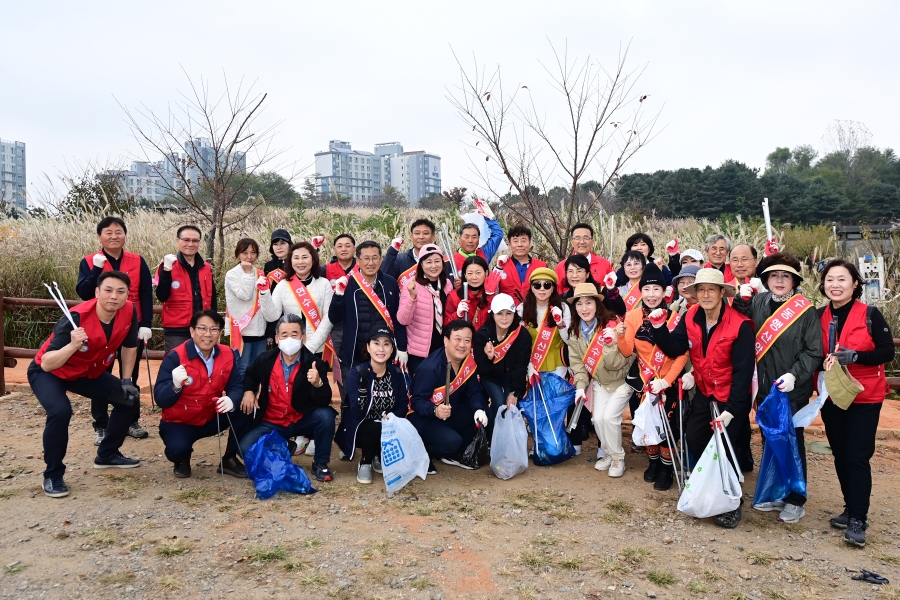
xmin=307 ymin=361 xmax=322 ymax=387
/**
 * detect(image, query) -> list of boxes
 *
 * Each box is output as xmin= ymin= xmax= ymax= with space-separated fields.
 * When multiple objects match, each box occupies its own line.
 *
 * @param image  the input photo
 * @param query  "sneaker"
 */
xmin=217 ymin=456 xmax=246 ymax=478
xmin=43 ymin=477 xmax=69 ymax=498
xmin=312 ymin=462 xmax=333 ymax=482
xmin=357 ymin=462 xmax=373 ymax=484
xmin=830 ymin=509 xmax=850 ymax=530
xmin=643 ymin=460 xmax=661 ymax=483
xmin=426 ymin=460 xmax=437 ymax=475
xmin=594 ymin=456 xmax=613 ymax=472
xmin=844 ymin=518 xmax=867 ymax=547
xmin=441 ymin=455 xmax=476 ymax=470
xmin=778 ymin=503 xmax=806 ymax=523
xmin=293 ymin=436 xmax=310 ymax=455
xmin=304 ymin=440 xmax=316 ymax=457
xmin=753 ymin=500 xmax=786 ymax=512
xmin=93 ymin=427 xmax=105 ymax=447
xmin=372 ymin=455 xmax=382 ymax=474
xmin=94 ymin=452 xmax=140 ymax=469
xmin=173 ymin=459 xmax=192 ymax=478
xmin=287 ymin=439 xmax=298 ymax=456
xmin=714 ymin=505 xmax=743 ymax=529
xmin=653 ymin=467 xmax=674 ymax=491
xmin=128 ymin=422 xmax=149 ymax=439
xmin=573 ymin=444 xmax=582 ymax=456
xmin=608 ymin=458 xmax=626 ymax=478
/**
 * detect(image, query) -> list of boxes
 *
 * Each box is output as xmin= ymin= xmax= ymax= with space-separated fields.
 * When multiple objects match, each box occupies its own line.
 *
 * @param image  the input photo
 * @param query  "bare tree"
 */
xmin=447 ymin=41 xmax=660 ymax=261
xmin=120 ymin=70 xmax=296 ymax=276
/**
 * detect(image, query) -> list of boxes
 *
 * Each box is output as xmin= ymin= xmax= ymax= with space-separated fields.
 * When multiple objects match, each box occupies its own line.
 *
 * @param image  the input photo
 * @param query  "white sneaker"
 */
xmin=778 ymin=503 xmax=806 ymax=523
xmin=573 ymin=445 xmax=582 ymax=456
xmin=752 ymin=500 xmax=786 ymax=512
xmin=294 ymin=436 xmax=310 ymax=455
xmin=608 ymin=458 xmax=626 ymax=478
xmin=304 ymin=440 xmax=316 ymax=457
xmin=594 ymin=456 xmax=613 ymax=471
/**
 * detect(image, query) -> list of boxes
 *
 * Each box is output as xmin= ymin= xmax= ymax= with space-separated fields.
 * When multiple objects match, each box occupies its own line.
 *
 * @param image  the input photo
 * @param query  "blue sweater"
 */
xmin=410 ymin=348 xmax=488 ymax=418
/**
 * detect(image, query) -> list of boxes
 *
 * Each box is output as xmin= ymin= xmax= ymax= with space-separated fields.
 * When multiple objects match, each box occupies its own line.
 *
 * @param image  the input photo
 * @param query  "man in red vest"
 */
xmin=156 ymin=225 xmax=217 ymax=352
xmin=154 ymin=310 xmax=250 ymax=479
xmin=29 ymin=271 xmax=143 ymax=498
xmin=76 ymin=216 xmax=153 ymax=444
xmin=650 ymin=268 xmax=755 ymax=529
xmin=497 ymin=224 xmax=547 ymax=305
xmin=554 ymin=222 xmax=613 ymax=295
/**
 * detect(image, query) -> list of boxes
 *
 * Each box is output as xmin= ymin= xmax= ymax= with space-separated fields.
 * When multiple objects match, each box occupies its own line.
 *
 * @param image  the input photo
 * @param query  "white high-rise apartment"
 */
xmin=0 ymin=138 xmax=26 ymax=210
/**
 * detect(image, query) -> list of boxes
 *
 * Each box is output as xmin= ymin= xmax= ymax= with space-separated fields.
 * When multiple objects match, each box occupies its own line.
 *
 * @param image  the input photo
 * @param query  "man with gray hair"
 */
xmin=704 ymin=234 xmax=733 ymax=282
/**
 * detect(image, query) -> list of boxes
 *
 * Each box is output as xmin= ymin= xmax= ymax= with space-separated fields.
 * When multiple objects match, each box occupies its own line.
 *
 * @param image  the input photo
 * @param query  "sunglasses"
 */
xmin=531 ymin=281 xmax=554 ymax=291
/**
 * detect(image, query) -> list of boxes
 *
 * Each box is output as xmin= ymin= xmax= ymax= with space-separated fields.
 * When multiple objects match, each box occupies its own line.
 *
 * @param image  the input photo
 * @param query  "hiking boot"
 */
xmin=173 ymin=459 xmax=192 ymax=478
xmin=372 ymin=455 xmax=382 ymax=474
xmin=93 ymin=452 xmax=140 ymax=469
xmin=357 ymin=462 xmax=373 ymax=484
xmin=441 ymin=454 xmax=477 ymax=470
xmin=594 ymin=456 xmax=613 ymax=472
xmin=778 ymin=503 xmax=806 ymax=523
xmin=643 ymin=459 xmax=661 ymax=483
xmin=312 ymin=463 xmax=333 ymax=482
xmin=93 ymin=427 xmax=105 ymax=447
xmin=830 ymin=509 xmax=850 ymax=530
xmin=43 ymin=477 xmax=69 ymax=498
xmin=844 ymin=518 xmax=867 ymax=547
xmin=714 ymin=505 xmax=743 ymax=529
xmin=217 ymin=456 xmax=246 ymax=478
xmin=128 ymin=422 xmax=149 ymax=439
xmin=608 ymin=458 xmax=626 ymax=478
xmin=426 ymin=460 xmax=437 ymax=475
xmin=653 ymin=467 xmax=674 ymax=491
xmin=752 ymin=500 xmax=786 ymax=512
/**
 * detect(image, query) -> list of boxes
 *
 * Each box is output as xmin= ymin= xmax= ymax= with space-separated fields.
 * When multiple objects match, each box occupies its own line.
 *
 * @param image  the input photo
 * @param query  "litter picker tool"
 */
xmin=709 ymin=401 xmax=744 ymax=494
xmin=144 ymin=346 xmax=156 ymax=410
xmin=678 ymin=379 xmax=686 ymax=488
xmin=462 ymin=282 xmax=469 ymax=321
xmin=439 ymin=224 xmax=460 ymax=279
xmin=655 ymin=394 xmax=683 ymax=492
xmin=43 ymin=282 xmax=86 ymax=352
xmin=535 ymin=379 xmax=560 ymax=448
xmin=216 ymin=413 xmax=226 ymax=492
xmin=762 ymin=198 xmax=773 ymax=244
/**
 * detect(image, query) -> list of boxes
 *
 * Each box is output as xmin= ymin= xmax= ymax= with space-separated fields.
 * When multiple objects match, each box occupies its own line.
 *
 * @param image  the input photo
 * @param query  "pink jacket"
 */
xmin=398 ymin=279 xmax=454 ymax=358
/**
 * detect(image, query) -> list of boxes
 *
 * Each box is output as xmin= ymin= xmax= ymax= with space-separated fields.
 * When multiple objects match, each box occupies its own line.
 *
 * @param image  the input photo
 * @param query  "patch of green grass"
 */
xmin=702 ymin=568 xmax=725 ymax=582
xmin=598 ymin=555 xmax=628 ymax=576
xmin=249 ymin=545 xmax=288 ymax=562
xmin=98 ymin=571 xmax=135 ymax=586
xmin=520 ymin=550 xmax=551 ymax=570
xmin=0 ymin=490 xmax=16 ymax=500
xmin=174 ymin=487 xmax=213 ymax=505
xmin=868 ymin=550 xmax=900 ymax=565
xmin=531 ymin=536 xmax=559 ymax=547
xmin=743 ymin=514 xmax=772 ymax=529
xmin=302 ymin=537 xmax=322 ymax=549
xmin=558 ymin=557 xmax=583 ymax=570
xmin=687 ymin=581 xmax=708 ymax=594
xmin=1 ymin=466 xmax=25 ymax=475
xmin=515 ymin=583 xmax=537 ymax=599
xmin=746 ymin=550 xmax=778 ymax=565
xmin=766 ymin=590 xmax=788 ymax=600
xmin=366 ymin=565 xmax=394 ymax=584
xmin=362 ymin=539 xmax=391 ymax=558
xmin=599 ymin=511 xmax=622 ymax=524
xmin=156 ymin=540 xmax=192 ymax=557
xmin=100 ymin=473 xmax=140 ymax=498
xmin=606 ymin=499 xmax=633 ymax=515
xmin=300 ymin=572 xmax=328 ymax=587
xmin=82 ymin=527 xmax=119 ymax=546
xmin=156 ymin=576 xmax=180 ymax=591
xmin=415 ymin=507 xmax=432 ymax=516
xmin=284 ymin=559 xmax=311 ymax=572
xmin=3 ymin=563 xmax=26 ymax=575
xmin=647 ymin=569 xmax=677 ymax=587
xmin=788 ymin=566 xmax=814 ymax=585
xmin=623 ymin=546 xmax=653 ymax=564
xmin=548 ymin=506 xmax=580 ymax=520
xmin=729 ymin=593 xmax=748 ymax=600
xmin=780 ymin=521 xmax=804 ymax=533
xmin=408 ymin=576 xmax=433 ymax=590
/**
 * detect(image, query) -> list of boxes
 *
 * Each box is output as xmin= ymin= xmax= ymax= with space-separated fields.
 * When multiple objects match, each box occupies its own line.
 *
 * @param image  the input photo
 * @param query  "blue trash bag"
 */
xmin=245 ymin=431 xmax=317 ymax=500
xmin=753 ymin=383 xmax=807 ymax=506
xmin=519 ymin=372 xmax=576 ymax=466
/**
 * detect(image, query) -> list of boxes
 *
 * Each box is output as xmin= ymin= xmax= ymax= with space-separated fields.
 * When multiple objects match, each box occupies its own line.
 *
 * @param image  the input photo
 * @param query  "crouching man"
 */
xmin=240 ymin=314 xmax=337 ymax=482
xmin=154 ymin=310 xmax=251 ymax=478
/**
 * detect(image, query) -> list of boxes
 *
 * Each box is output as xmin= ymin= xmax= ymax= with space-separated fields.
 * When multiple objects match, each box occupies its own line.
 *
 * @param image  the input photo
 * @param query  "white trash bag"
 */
xmin=490 ymin=405 xmax=529 ymax=480
xmin=380 ymin=414 xmax=429 ymax=497
xmin=632 ymin=392 xmax=665 ymax=447
xmin=792 ymin=372 xmax=827 ymax=429
xmin=677 ymin=429 xmax=742 ymax=519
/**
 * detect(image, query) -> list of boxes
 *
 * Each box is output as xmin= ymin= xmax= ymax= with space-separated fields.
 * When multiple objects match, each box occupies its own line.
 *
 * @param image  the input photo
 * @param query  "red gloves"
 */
xmin=550 ymin=306 xmax=563 ymax=325
xmin=311 ymin=235 xmax=325 ymax=250
xmin=603 ymin=271 xmax=617 ymax=289
xmin=484 ymin=270 xmax=503 ymax=295
xmin=391 ymin=238 xmax=403 ymax=251
xmin=256 ymin=275 xmax=270 ymax=292
xmin=648 ymin=308 xmax=667 ymax=328
xmin=333 ymin=276 xmax=348 ymax=295
xmin=765 ymin=238 xmax=778 ymax=256
xmin=496 ymin=255 xmax=510 ymax=269
xmin=666 ymin=238 xmax=679 ymax=256
xmin=474 ymin=196 xmax=495 ymax=220
xmin=664 ymin=285 xmax=674 ymax=304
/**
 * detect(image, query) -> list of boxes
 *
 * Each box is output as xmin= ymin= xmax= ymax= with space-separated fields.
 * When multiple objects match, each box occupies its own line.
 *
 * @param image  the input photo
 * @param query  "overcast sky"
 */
xmin=3 ymin=1 xmax=898 ymax=201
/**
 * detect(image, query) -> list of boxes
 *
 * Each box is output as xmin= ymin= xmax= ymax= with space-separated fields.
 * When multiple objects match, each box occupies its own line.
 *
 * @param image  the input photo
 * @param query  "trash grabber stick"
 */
xmin=462 ymin=282 xmax=469 ymax=321
xmin=567 ymin=397 xmax=584 ymax=433
xmin=216 ymin=413 xmax=226 ymax=492
xmin=536 ymin=380 xmax=559 ymax=448
xmin=224 ymin=411 xmax=247 ymax=466
xmin=710 ymin=402 xmax=744 ymax=489
xmin=43 ymin=283 xmax=76 ymax=328
xmin=144 ymin=346 xmax=156 ymax=410
xmin=678 ymin=379 xmax=686 ymax=484
xmin=657 ymin=399 xmax=683 ymax=491
xmin=52 ymin=282 xmax=77 ymax=324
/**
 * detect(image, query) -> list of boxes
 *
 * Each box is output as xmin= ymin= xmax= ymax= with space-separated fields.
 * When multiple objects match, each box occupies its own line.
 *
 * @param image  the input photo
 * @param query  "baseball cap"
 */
xmin=490 ymin=293 xmax=516 ymax=314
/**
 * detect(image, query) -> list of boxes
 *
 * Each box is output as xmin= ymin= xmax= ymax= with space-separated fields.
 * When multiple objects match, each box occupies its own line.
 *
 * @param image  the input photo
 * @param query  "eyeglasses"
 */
xmin=193 ymin=326 xmax=221 ymax=334
xmin=566 ymin=268 xmax=587 ymax=276
xmin=358 ymin=256 xmax=381 ymax=263
xmin=731 ymin=257 xmax=755 ymax=265
xmin=572 ymin=236 xmax=593 ymax=243
xmin=179 ymin=238 xmax=201 ymax=244
xmin=531 ymin=281 xmax=554 ymax=290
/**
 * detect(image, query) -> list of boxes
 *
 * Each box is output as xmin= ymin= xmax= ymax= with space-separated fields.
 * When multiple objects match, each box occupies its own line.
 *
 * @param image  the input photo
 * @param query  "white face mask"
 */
xmin=278 ymin=337 xmax=303 ymax=356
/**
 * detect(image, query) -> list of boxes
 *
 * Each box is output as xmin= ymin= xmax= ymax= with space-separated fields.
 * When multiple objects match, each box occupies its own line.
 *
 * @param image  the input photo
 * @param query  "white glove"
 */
xmin=395 ymin=350 xmax=408 ymax=371
xmin=527 ymin=363 xmax=538 ymax=381
xmin=163 ymin=254 xmax=177 ymax=271
xmin=776 ymin=373 xmax=796 ymax=393
xmin=665 ymin=238 xmax=679 ymax=257
xmin=649 ymin=379 xmax=670 ymax=394
xmin=172 ymin=365 xmax=189 ymax=389
xmin=92 ymin=253 xmax=107 ymax=269
xmin=456 ymin=300 xmax=470 ymax=318
xmin=496 ymin=255 xmax=510 ymax=269
xmin=715 ymin=411 xmax=734 ymax=428
xmin=391 ymin=238 xmax=403 ymax=251
xmin=216 ymin=396 xmax=234 ymax=414
xmin=603 ymin=271 xmax=618 ymax=289
xmin=574 ymin=388 xmax=587 ymax=403
xmin=550 ymin=306 xmax=563 ymax=325
xmin=474 ymin=409 xmax=488 ymax=427
xmin=256 ymin=275 xmax=270 ymax=292
xmin=474 ymin=197 xmax=495 ymax=220
xmin=137 ymin=327 xmax=152 ymax=342
xmin=601 ymin=327 xmax=616 ymax=345
xmin=739 ymin=283 xmax=753 ymax=300
xmin=681 ymin=372 xmax=695 ymax=391
xmin=333 ymin=276 xmax=348 ymax=296
xmin=311 ymin=235 xmax=325 ymax=250
xmin=749 ymin=277 xmax=766 ymax=294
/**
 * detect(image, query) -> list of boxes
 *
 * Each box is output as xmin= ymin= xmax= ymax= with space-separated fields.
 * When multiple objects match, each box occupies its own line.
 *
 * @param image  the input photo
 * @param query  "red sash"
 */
xmin=582 ymin=328 xmax=606 ymax=378
xmin=287 ymin=277 xmax=335 ymax=365
xmin=492 ymin=326 xmax=522 ymax=363
xmin=637 ymin=311 xmax=680 ymax=384
xmin=227 ymin=268 xmax=263 ymax=354
xmin=529 ymin=311 xmax=558 ymax=372
xmin=352 ymin=271 xmax=394 ymax=331
xmin=267 ymin=268 xmax=287 ymax=287
xmin=430 ymin=353 xmax=478 ymax=405
xmin=623 ymin=284 xmax=642 ymax=311
xmin=397 ymin=264 xmax=417 ymax=289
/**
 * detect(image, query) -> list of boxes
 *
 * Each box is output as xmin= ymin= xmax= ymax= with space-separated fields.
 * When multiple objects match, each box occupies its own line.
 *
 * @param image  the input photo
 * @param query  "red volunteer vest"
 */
xmin=684 ymin=302 xmax=752 ymax=402
xmin=161 ymin=343 xmax=234 ymax=426
xmin=820 ymin=301 xmax=889 ymax=404
xmin=704 ymin=262 xmax=734 ymax=283
xmin=87 ymin=250 xmax=143 ymax=321
xmin=160 ymin=260 xmax=213 ymax=328
xmin=265 ymin=360 xmax=304 ymax=427
xmin=35 ymin=299 xmax=135 ymax=381
xmin=325 ymin=260 xmax=355 ymax=284
xmin=499 ymin=256 xmax=547 ymax=305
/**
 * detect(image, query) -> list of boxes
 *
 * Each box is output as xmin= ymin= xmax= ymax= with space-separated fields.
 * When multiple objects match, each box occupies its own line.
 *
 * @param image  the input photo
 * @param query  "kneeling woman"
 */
xmin=336 ymin=325 xmax=409 ymax=484
xmin=567 ymin=283 xmax=634 ymax=477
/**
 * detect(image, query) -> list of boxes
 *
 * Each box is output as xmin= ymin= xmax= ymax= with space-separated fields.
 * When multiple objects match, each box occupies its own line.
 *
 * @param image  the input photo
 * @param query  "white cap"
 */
xmin=681 ymin=248 xmax=704 ymax=263
xmin=490 ymin=293 xmax=516 ymax=314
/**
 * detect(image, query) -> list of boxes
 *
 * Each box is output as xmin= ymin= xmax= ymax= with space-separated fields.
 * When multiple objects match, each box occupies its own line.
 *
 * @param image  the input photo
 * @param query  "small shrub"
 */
xmin=647 ymin=569 xmax=677 ymax=586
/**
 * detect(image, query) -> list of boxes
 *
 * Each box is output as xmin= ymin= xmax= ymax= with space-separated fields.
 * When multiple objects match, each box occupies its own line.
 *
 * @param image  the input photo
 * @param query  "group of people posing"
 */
xmin=30 ymin=208 xmax=894 ymax=547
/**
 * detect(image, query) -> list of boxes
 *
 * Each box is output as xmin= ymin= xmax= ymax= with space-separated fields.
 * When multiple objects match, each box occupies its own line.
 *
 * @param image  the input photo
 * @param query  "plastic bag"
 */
xmin=245 ymin=431 xmax=317 ymax=500
xmin=519 ymin=372 xmax=576 ymax=466
xmin=677 ymin=429 xmax=741 ymax=518
xmin=753 ymin=383 xmax=807 ymax=506
xmin=632 ymin=392 xmax=665 ymax=447
xmin=460 ymin=424 xmax=489 ymax=469
xmin=381 ymin=413 xmax=429 ymax=497
xmin=490 ymin=405 xmax=529 ymax=480
xmin=792 ymin=372 xmax=827 ymax=428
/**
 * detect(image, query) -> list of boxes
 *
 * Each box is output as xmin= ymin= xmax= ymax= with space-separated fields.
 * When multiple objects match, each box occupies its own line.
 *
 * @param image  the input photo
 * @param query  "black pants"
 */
xmin=355 ymin=419 xmax=382 ymax=463
xmin=408 ymin=407 xmax=477 ymax=459
xmin=565 ymin=403 xmax=594 ymax=446
xmin=163 ymin=330 xmax=191 ymax=353
xmin=29 ymin=369 xmax=139 ymax=480
xmin=821 ymin=400 xmax=882 ymax=523
xmin=93 ymin=339 xmax=145 ymax=429
xmin=158 ymin=409 xmax=253 ymax=464
xmin=685 ymin=392 xmax=749 ymax=477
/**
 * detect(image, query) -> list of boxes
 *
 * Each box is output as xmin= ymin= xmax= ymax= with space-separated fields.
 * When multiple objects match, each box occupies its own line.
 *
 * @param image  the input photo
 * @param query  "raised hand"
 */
xmin=648 ymin=308 xmax=667 ymax=328
xmin=665 ymin=238 xmax=679 ymax=256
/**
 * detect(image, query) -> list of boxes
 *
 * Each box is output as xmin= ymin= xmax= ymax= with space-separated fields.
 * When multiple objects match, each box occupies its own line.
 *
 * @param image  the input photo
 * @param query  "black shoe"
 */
xmin=173 ymin=459 xmax=192 ymax=478
xmin=217 ymin=456 xmax=247 ymax=479
xmin=312 ymin=463 xmax=333 ymax=482
xmin=844 ymin=518 xmax=867 ymax=547
xmin=830 ymin=509 xmax=850 ymax=530
xmin=653 ymin=467 xmax=674 ymax=491
xmin=643 ymin=459 xmax=661 ymax=483
xmin=287 ymin=439 xmax=298 ymax=456
xmin=441 ymin=454 xmax=477 ymax=470
xmin=426 ymin=460 xmax=437 ymax=475
xmin=93 ymin=451 xmax=140 ymax=469
xmin=714 ymin=506 xmax=743 ymax=529
xmin=43 ymin=477 xmax=69 ymax=498
xmin=128 ymin=422 xmax=149 ymax=439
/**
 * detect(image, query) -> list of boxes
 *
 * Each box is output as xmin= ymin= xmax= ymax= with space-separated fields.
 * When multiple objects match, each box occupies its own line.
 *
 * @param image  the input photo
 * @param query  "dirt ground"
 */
xmin=4 ymin=361 xmax=900 ymax=600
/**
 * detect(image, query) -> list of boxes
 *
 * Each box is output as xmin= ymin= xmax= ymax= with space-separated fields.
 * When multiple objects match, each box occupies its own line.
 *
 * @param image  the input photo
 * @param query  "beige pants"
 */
xmin=590 ymin=381 xmax=633 ymax=460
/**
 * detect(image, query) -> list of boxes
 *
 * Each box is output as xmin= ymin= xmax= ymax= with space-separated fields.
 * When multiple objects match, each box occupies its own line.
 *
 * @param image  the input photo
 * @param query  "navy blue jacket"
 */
xmin=336 ymin=362 xmax=408 ymax=458
xmin=154 ymin=340 xmax=243 ymax=409
xmin=328 ymin=272 xmax=407 ymax=365
xmin=410 ymin=348 xmax=488 ymax=418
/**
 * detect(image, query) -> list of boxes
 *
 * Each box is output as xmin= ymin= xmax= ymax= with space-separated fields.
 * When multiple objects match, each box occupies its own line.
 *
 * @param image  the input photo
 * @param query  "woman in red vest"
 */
xmin=444 ymin=256 xmax=492 ymax=331
xmin=29 ymin=271 xmax=142 ymax=498
xmin=817 ymin=259 xmax=895 ymax=547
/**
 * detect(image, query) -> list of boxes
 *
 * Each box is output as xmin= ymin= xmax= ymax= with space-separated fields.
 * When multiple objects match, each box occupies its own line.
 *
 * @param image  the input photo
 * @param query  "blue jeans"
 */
xmin=237 ymin=339 xmax=268 ymax=381
xmin=239 ymin=406 xmax=337 ymax=465
xmin=482 ymin=376 xmax=511 ymax=439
